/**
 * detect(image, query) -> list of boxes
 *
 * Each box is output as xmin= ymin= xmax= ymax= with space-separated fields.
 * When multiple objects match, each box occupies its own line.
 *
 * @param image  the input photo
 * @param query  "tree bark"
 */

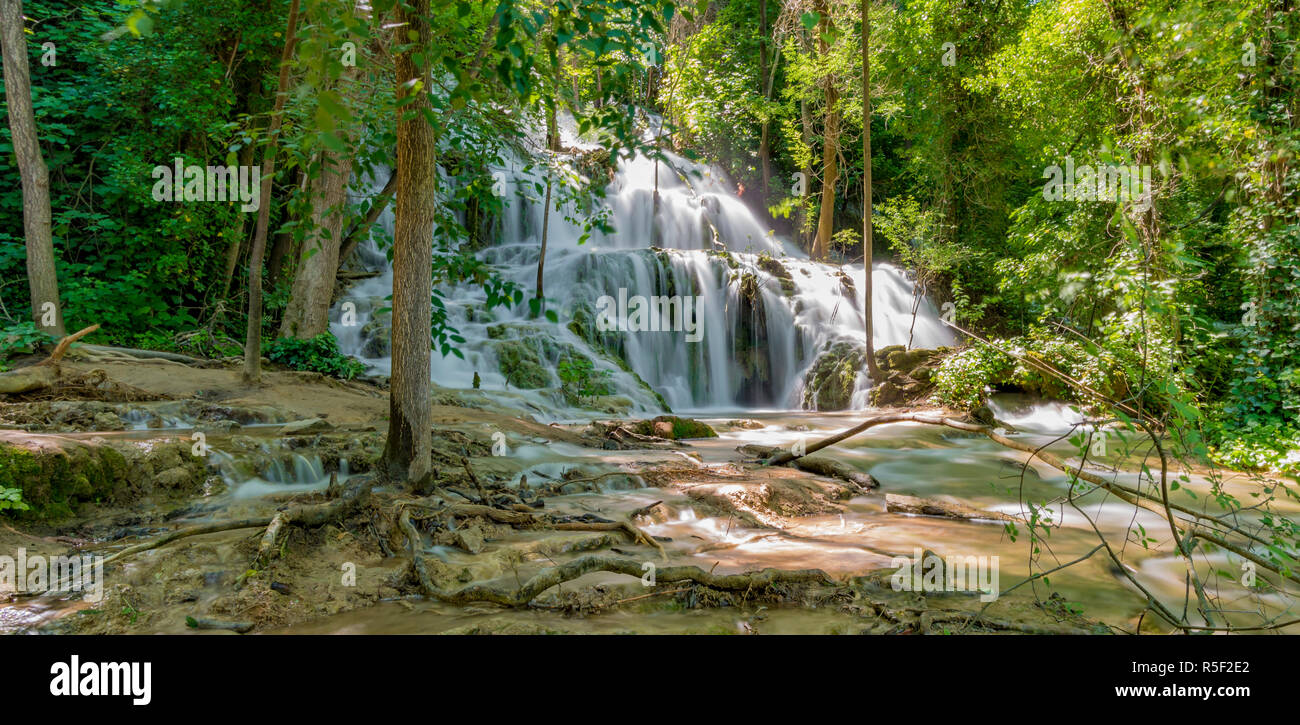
xmin=758 ymin=0 xmax=771 ymax=199
xmin=861 ymin=0 xmax=882 ymax=381
xmin=280 ymin=145 xmax=351 ymax=338
xmin=1 ymin=0 xmax=64 ymax=336
xmin=242 ymin=0 xmax=301 ymax=384
xmin=812 ymin=2 xmax=838 ymax=261
xmin=382 ymin=0 xmax=435 ymax=487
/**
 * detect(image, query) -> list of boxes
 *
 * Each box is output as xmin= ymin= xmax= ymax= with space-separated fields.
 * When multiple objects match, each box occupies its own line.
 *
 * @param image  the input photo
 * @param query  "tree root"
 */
xmin=247 ymin=478 xmax=374 ymax=573
xmin=399 ymin=506 xmax=833 ymax=606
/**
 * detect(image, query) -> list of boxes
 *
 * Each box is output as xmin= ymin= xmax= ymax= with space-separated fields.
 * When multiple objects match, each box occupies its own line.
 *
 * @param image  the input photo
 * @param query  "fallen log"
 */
xmin=0 ymin=323 xmax=100 ymax=394
xmin=739 ymin=444 xmax=875 ymax=488
xmin=0 ymin=365 xmax=57 ymax=394
xmin=885 ymin=493 xmax=1021 ymax=523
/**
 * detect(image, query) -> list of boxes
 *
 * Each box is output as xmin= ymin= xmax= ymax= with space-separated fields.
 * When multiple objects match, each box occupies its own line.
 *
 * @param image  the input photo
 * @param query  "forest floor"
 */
xmin=1 ymin=358 xmax=1109 ymax=635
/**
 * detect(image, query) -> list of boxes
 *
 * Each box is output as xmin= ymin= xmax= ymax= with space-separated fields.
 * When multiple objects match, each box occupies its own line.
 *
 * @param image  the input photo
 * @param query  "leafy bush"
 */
xmin=930 ymin=344 xmax=1012 ymax=410
xmin=266 ymin=333 xmax=366 ymax=380
xmin=557 ymin=354 xmax=613 ymax=404
xmin=1 ymin=321 xmax=58 ymax=359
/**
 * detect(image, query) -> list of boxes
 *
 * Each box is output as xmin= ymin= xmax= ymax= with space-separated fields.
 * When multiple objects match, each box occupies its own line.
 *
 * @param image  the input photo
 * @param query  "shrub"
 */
xmin=266 ymin=333 xmax=366 ymax=379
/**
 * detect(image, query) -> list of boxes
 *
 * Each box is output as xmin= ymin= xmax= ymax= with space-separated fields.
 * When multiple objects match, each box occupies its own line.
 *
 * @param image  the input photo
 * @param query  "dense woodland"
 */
xmin=4 ymin=0 xmax=1296 ymax=475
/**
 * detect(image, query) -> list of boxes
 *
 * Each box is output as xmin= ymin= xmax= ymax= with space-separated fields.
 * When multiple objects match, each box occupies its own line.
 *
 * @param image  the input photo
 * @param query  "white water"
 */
xmin=331 ymin=118 xmax=955 ymax=414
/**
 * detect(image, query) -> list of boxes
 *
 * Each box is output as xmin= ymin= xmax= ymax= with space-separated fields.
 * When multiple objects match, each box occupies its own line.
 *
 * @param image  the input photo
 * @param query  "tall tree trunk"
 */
xmin=280 ymin=145 xmax=351 ymax=338
xmin=536 ymin=31 xmax=560 ymax=310
xmin=758 ymin=0 xmax=771 ymax=199
xmin=383 ymin=0 xmax=435 ymax=487
xmin=799 ymin=98 xmax=815 ymax=250
xmin=1 ymin=0 xmax=64 ymax=336
xmin=861 ymin=0 xmax=881 ymax=381
xmin=243 ymin=0 xmax=302 ymax=384
xmin=812 ymin=2 xmax=839 ymax=262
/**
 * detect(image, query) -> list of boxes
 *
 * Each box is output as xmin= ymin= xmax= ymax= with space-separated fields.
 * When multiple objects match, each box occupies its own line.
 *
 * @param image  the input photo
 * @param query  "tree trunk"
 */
xmin=536 ymin=31 xmax=560 ymax=311
xmin=861 ymin=0 xmax=882 ymax=381
xmin=758 ymin=0 xmax=771 ymax=199
xmin=383 ymin=0 xmax=435 ymax=487
xmin=1 ymin=0 xmax=64 ymax=336
xmin=242 ymin=0 xmax=301 ymax=384
xmin=799 ymin=98 xmax=815 ymax=250
xmin=280 ymin=145 xmax=351 ymax=338
xmin=812 ymin=2 xmax=839 ymax=262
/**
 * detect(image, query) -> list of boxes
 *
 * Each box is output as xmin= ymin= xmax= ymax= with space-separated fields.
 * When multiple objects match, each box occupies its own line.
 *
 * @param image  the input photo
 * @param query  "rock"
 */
xmin=453 ymin=526 xmax=485 ymax=554
xmin=727 ymin=419 xmax=765 ymax=430
xmin=887 ymin=347 xmax=938 ymax=373
xmin=279 ymin=417 xmax=334 ymax=435
xmin=631 ymin=415 xmax=718 ymax=439
xmin=91 ymin=412 xmax=122 ymax=431
xmin=801 ymin=341 xmax=865 ymax=411
xmin=870 ymin=380 xmax=905 ymax=407
xmin=494 ymin=341 xmax=550 ymax=389
xmin=153 ymin=466 xmax=197 ymax=489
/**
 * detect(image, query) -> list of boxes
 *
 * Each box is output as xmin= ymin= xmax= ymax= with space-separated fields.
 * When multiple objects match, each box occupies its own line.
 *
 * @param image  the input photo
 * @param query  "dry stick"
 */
xmin=615 ymin=586 xmax=691 ymax=605
xmin=41 ymin=323 xmax=100 ymax=365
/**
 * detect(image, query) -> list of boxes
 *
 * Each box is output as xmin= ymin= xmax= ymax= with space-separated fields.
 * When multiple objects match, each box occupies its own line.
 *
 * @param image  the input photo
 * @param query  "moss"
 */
xmin=757 ymin=254 xmax=796 ymax=296
xmin=0 ymin=441 xmax=130 ymax=520
xmin=630 ymin=415 xmax=718 ymax=439
xmin=495 ymin=340 xmax=551 ymax=389
xmin=802 ymin=342 xmax=866 ymax=411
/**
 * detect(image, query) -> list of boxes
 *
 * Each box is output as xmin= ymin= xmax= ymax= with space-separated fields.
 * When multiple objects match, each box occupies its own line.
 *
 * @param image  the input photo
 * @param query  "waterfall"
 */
xmin=331 ymin=121 xmax=954 ymax=414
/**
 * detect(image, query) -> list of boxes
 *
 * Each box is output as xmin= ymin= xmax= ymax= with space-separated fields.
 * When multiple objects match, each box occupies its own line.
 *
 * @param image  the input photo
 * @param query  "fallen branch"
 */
xmin=886 ymin=493 xmax=1021 ymax=523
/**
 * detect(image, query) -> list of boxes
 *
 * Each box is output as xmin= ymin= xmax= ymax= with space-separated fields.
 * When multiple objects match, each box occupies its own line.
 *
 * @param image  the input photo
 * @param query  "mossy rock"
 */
xmin=494 ymin=341 xmax=551 ymax=389
xmin=629 ymin=415 xmax=718 ymax=439
xmin=757 ymin=254 xmax=796 ymax=296
xmin=0 ymin=439 xmax=130 ymax=519
xmin=886 ymin=347 xmax=939 ymax=373
xmin=802 ymin=342 xmax=865 ymax=411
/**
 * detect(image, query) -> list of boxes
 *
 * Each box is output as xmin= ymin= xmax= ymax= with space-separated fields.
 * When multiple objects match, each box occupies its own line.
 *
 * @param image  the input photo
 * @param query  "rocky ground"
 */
xmin=0 ymin=357 xmax=1108 ymax=635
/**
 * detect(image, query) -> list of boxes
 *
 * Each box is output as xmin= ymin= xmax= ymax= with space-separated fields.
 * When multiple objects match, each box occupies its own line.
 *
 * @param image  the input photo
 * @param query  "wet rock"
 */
xmin=279 ymin=417 xmax=334 ymax=435
xmin=494 ymin=340 xmax=550 ymax=389
xmin=629 ymin=415 xmax=718 ymax=439
xmin=453 ymin=527 xmax=485 ymax=554
xmin=870 ymin=380 xmax=905 ymax=407
xmin=801 ymin=341 xmax=864 ymax=411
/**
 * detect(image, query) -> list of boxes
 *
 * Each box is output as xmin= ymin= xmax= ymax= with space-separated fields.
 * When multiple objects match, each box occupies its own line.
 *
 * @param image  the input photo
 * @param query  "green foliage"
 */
xmin=0 ymin=321 xmax=58 ymax=362
xmin=930 ymin=344 xmax=1012 ymax=411
xmin=0 ymin=486 xmax=30 ymax=514
xmin=266 ymin=333 xmax=366 ymax=379
xmin=557 ymin=353 xmax=613 ymax=404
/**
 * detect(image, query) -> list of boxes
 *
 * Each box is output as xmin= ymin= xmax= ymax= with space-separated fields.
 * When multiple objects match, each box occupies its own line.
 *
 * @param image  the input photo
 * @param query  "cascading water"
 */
xmin=332 ymin=118 xmax=954 ymax=414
